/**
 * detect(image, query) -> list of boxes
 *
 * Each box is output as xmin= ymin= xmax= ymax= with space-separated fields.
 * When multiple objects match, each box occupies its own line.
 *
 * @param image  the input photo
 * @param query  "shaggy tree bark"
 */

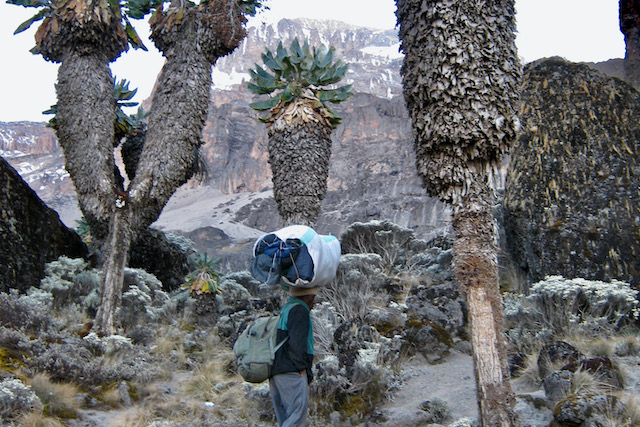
xmin=267 ymin=98 xmax=333 ymax=226
xmin=94 ymin=0 xmax=250 ymax=335
xmin=36 ymin=0 xmax=130 ymax=243
xmin=620 ymin=0 xmax=640 ymax=90
xmin=396 ymin=0 xmax=521 ymax=424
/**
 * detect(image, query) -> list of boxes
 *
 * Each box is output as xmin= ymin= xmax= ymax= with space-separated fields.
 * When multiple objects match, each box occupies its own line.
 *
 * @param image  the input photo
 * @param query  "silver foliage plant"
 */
xmin=0 ymin=379 xmax=42 ymax=419
xmin=504 ymin=276 xmax=640 ymax=350
xmin=39 ymin=256 xmax=174 ymax=328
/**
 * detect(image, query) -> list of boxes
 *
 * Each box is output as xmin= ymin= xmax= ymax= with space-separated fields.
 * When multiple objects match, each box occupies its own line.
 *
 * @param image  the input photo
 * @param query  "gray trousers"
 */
xmin=269 ymin=372 xmax=309 ymax=427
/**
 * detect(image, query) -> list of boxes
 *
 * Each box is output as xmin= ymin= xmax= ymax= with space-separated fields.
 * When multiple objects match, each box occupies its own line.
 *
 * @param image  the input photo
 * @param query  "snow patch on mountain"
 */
xmin=360 ymin=42 xmax=403 ymax=60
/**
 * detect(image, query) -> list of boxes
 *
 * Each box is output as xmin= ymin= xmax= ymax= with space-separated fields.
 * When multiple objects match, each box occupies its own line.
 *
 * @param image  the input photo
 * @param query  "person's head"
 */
xmin=290 ymin=286 xmax=318 ymax=310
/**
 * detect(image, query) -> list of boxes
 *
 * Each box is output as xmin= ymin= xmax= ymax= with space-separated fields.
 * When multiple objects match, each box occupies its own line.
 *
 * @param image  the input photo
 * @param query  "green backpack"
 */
xmin=233 ymin=315 xmax=288 ymax=383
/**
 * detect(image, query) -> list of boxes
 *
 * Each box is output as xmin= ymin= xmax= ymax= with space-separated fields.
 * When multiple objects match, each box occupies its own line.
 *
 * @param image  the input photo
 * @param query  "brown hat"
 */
xmin=290 ymin=286 xmax=318 ymax=297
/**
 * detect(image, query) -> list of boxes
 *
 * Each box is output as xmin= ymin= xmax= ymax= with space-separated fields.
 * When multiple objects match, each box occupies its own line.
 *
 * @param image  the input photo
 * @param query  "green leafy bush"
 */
xmin=183 ymin=254 xmax=221 ymax=295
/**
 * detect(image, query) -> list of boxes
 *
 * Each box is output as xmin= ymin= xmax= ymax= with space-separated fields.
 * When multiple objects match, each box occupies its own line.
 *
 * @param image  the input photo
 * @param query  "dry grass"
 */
xmin=151 ymin=325 xmax=189 ymax=379
xmin=613 ymin=334 xmax=640 ymax=357
xmin=619 ymin=395 xmax=640 ymax=426
xmin=25 ymin=373 xmax=80 ymax=419
xmin=515 ymin=353 xmax=542 ymax=388
xmin=15 ymin=411 xmax=65 ymax=427
xmin=100 ymin=384 xmax=125 ymax=408
xmin=586 ymin=337 xmax=615 ymax=358
xmin=179 ymin=333 xmax=257 ymax=420
xmin=392 ymin=272 xmax=421 ymax=305
xmin=571 ymin=369 xmax=610 ymax=396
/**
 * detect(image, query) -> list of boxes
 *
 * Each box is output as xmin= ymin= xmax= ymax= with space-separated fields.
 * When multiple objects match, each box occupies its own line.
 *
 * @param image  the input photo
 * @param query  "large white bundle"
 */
xmin=252 ymin=225 xmax=341 ymax=288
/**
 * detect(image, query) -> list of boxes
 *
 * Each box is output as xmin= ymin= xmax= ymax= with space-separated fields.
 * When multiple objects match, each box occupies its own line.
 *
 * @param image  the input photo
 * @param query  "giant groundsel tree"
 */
xmin=10 ymin=0 xmax=263 ymax=335
xmin=396 ymin=0 xmax=522 ymax=425
xmin=248 ymin=37 xmax=353 ymax=226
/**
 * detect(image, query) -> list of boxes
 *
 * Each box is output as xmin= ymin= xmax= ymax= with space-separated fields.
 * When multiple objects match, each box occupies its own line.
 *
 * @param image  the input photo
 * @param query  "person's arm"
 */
xmin=286 ymin=304 xmax=310 ymax=372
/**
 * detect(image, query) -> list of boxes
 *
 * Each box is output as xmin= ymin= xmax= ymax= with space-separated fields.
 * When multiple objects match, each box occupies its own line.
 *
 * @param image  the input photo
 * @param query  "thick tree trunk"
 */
xmin=452 ymin=180 xmax=517 ymax=426
xmin=395 ymin=0 xmax=520 ymax=423
xmin=56 ymin=52 xmax=118 ymax=242
xmin=620 ymin=0 xmax=640 ymax=90
xmin=34 ymin=0 xmax=249 ymax=334
xmin=268 ymin=103 xmax=333 ymax=226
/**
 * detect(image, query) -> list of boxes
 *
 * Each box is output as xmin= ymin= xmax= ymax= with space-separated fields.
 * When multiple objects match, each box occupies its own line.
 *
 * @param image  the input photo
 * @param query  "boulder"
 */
xmin=128 ymin=229 xmax=195 ymax=292
xmin=561 ymin=356 xmax=624 ymax=390
xmin=553 ymin=393 xmax=618 ymax=426
xmin=537 ymin=341 xmax=583 ymax=379
xmin=504 ymin=57 xmax=640 ymax=289
xmin=0 ymin=157 xmax=87 ymax=292
xmin=542 ymin=369 xmax=574 ymax=408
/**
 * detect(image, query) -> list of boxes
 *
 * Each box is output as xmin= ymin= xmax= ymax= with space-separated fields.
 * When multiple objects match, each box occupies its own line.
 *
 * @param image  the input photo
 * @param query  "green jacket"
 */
xmin=271 ymin=297 xmax=314 ymax=383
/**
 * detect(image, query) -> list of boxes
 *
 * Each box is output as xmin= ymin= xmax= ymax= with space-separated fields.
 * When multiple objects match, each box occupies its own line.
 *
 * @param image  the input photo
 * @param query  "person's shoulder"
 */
xmin=288 ymin=302 xmax=310 ymax=318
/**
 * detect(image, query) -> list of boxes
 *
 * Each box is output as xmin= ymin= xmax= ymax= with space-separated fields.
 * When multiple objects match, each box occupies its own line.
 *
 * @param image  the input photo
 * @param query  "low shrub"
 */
xmin=321 ymin=254 xmax=387 ymax=322
xmin=505 ymin=276 xmax=639 ymax=352
xmin=0 ymin=290 xmax=55 ymax=334
xmin=0 ymin=378 xmax=42 ymax=420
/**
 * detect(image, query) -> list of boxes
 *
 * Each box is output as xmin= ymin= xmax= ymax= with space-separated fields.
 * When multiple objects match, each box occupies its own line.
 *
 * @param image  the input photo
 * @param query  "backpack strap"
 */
xmin=274 ymin=335 xmax=289 ymax=352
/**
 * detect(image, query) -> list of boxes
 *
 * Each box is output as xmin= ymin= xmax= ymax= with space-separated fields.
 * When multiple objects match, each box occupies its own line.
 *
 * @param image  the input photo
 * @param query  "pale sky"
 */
xmin=0 ymin=0 xmax=625 ymax=122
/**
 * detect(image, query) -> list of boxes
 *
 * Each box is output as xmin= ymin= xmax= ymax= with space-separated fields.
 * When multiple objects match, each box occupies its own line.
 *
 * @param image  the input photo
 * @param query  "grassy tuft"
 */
xmin=15 ymin=411 xmax=65 ymax=427
xmin=587 ymin=337 xmax=615 ymax=358
xmin=26 ymin=373 xmax=80 ymax=419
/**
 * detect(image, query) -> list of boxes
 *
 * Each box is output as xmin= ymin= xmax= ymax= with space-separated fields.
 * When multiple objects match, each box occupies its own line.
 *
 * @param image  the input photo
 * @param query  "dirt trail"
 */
xmin=377 ymin=349 xmax=478 ymax=426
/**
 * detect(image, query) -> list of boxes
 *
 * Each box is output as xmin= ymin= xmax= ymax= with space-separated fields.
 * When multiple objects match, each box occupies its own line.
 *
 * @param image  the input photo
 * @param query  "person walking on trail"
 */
xmin=270 ymin=286 xmax=317 ymax=427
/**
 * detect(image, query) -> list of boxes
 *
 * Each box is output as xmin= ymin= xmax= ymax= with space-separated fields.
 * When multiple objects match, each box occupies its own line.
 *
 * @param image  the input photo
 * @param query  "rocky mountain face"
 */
xmin=0 ymin=157 xmax=87 ymax=292
xmin=0 ymin=122 xmax=73 ymax=201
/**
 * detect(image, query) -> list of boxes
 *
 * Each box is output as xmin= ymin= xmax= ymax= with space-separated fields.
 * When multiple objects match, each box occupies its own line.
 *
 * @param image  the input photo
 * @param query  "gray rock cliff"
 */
xmin=0 ymin=156 xmax=87 ymax=292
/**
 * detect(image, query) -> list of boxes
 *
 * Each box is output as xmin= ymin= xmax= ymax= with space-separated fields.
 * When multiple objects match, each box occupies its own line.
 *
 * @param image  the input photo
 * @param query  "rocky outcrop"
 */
xmin=504 ymin=58 xmax=640 ymax=288
xmin=0 ymin=157 xmax=87 ymax=292
xmin=0 ymin=122 xmax=72 ymax=202
xmin=128 ymin=230 xmax=196 ymax=292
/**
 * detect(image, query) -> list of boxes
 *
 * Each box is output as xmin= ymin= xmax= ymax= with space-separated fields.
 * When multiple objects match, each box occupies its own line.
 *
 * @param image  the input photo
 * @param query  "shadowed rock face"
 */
xmin=0 ymin=157 xmax=87 ymax=292
xmin=504 ymin=58 xmax=640 ymax=289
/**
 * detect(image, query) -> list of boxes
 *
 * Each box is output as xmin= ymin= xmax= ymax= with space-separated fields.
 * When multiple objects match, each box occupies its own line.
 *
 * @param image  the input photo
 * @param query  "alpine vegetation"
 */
xmin=505 ymin=276 xmax=640 ymax=352
xmin=248 ymin=37 xmax=353 ymax=226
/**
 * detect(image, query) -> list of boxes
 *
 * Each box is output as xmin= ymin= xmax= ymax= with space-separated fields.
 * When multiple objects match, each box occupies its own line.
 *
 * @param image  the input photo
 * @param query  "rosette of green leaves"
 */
xmin=237 ymin=0 xmax=264 ymax=15
xmin=8 ymin=0 xmax=160 ymax=51
xmin=113 ymin=79 xmax=148 ymax=136
xmin=247 ymin=37 xmax=353 ymax=128
xmin=10 ymin=0 xmax=263 ymax=52
xmin=183 ymin=254 xmax=222 ymax=295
